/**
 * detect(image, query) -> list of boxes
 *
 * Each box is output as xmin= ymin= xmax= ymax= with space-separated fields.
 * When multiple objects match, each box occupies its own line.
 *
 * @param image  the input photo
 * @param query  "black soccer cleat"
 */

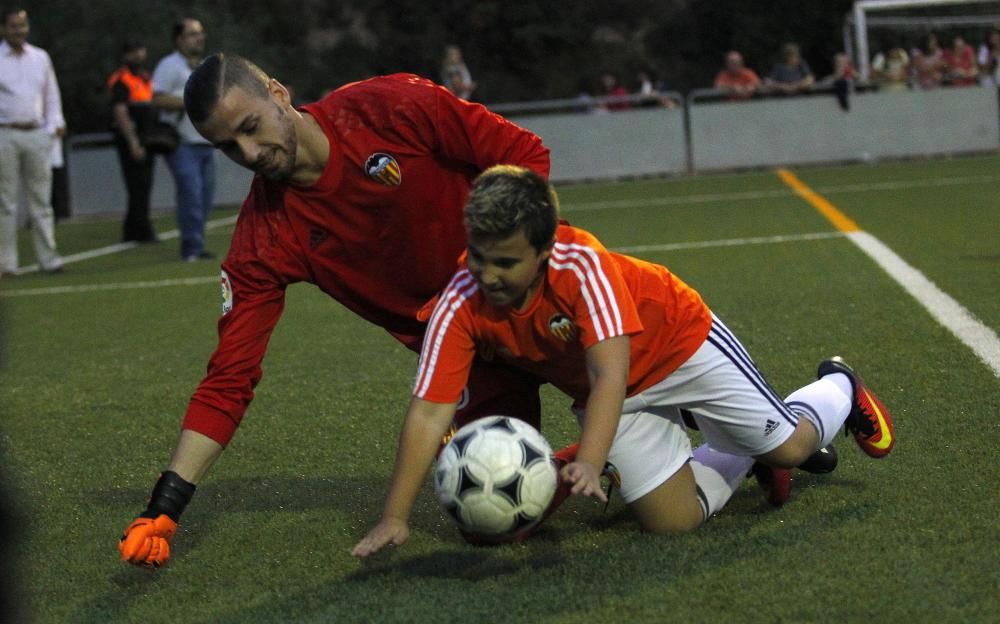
xmin=818 ymin=357 xmax=895 ymax=458
xmin=798 ymin=443 xmax=838 ymax=474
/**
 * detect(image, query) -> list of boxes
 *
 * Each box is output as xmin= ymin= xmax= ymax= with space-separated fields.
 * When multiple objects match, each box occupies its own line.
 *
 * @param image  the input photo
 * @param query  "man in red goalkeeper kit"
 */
xmin=118 ymin=54 xmax=555 ymax=567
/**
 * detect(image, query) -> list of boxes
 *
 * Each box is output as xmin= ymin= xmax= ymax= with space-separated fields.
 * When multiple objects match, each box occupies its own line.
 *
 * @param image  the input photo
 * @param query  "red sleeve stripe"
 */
xmin=414 ymin=269 xmax=479 ymax=397
xmin=551 ymin=242 xmax=624 ymax=341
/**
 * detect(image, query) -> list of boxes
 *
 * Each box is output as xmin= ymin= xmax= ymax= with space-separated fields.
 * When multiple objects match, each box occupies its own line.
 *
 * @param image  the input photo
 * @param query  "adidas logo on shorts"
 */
xmin=764 ymin=419 xmax=780 ymax=436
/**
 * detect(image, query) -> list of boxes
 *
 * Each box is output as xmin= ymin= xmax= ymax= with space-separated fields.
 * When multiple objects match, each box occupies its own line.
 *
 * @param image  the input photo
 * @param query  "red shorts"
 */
xmin=453 ymin=356 xmax=544 ymax=430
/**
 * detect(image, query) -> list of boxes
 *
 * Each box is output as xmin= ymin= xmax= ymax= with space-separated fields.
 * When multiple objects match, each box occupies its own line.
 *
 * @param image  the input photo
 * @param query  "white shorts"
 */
xmin=584 ymin=314 xmax=800 ymax=503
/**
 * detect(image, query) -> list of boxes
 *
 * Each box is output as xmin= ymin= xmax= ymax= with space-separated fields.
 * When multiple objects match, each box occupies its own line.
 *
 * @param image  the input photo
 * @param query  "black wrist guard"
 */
xmin=141 ymin=470 xmax=197 ymax=522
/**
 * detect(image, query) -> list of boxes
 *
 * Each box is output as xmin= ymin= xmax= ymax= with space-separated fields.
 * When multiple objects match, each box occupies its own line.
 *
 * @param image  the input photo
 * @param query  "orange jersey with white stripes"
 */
xmin=414 ymin=225 xmax=712 ymax=405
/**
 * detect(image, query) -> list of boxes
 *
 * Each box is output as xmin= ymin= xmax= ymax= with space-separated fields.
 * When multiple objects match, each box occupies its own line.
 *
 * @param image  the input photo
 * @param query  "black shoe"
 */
xmin=818 ymin=357 xmax=895 ymax=458
xmin=798 ymin=443 xmax=838 ymax=474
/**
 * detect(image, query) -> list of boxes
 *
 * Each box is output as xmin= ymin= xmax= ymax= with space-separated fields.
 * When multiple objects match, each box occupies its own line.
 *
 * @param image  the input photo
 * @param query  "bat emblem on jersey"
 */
xmin=548 ymin=314 xmax=577 ymax=342
xmin=364 ymin=152 xmax=402 ymax=187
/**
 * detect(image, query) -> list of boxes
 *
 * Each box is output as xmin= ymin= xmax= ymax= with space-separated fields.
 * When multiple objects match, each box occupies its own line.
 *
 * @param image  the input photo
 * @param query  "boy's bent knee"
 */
xmin=759 ymin=420 xmax=819 ymax=467
xmin=629 ymin=464 xmax=705 ymax=535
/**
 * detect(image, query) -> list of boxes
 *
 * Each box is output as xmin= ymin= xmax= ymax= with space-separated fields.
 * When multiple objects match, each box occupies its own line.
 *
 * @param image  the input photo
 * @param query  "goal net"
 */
xmin=847 ymin=0 xmax=1000 ymax=79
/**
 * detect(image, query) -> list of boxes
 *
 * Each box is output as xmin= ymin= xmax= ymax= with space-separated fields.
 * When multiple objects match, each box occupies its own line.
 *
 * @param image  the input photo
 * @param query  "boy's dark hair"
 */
xmin=184 ymin=53 xmax=270 ymax=124
xmin=464 ymin=165 xmax=559 ymax=252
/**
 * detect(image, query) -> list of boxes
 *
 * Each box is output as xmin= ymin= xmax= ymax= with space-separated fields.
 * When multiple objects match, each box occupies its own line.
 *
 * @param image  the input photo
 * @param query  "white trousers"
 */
xmin=0 ymin=127 xmax=62 ymax=272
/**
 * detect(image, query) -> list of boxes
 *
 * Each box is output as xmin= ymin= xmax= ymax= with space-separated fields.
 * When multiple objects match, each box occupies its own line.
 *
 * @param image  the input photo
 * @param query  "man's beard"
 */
xmin=267 ymin=107 xmax=298 ymax=181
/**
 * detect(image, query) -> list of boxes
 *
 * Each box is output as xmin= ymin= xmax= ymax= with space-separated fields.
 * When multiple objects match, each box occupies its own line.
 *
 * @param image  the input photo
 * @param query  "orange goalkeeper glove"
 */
xmin=119 ymin=514 xmax=177 ymax=567
xmin=119 ymin=470 xmax=196 ymax=568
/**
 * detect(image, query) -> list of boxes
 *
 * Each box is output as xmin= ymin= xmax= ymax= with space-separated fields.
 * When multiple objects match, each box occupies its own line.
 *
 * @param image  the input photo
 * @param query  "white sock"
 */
xmin=784 ymin=377 xmax=852 ymax=449
xmin=690 ymin=444 xmax=754 ymax=522
xmin=823 ymin=372 xmax=854 ymax=400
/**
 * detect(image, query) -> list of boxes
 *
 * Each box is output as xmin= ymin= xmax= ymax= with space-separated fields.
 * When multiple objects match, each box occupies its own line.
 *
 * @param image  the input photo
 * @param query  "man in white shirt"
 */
xmin=152 ymin=17 xmax=215 ymax=262
xmin=0 ymin=7 xmax=65 ymax=276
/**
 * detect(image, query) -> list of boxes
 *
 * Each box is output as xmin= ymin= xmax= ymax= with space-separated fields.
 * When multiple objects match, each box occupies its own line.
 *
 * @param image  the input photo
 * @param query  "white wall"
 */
xmin=689 ymin=87 xmax=1000 ymax=171
xmin=63 ymin=87 xmax=999 ymax=216
xmin=66 ymin=146 xmax=253 ymax=217
xmin=510 ymin=107 xmax=689 ymax=182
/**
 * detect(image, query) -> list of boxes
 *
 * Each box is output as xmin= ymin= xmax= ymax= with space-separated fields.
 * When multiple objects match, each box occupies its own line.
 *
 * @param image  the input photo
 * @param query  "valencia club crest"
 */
xmin=548 ymin=314 xmax=577 ymax=342
xmin=364 ymin=152 xmax=402 ymax=187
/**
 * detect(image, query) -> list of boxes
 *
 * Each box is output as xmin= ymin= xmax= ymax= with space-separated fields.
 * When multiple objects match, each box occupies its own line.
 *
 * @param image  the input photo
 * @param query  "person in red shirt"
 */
xmin=598 ymin=71 xmax=631 ymax=111
xmin=352 ymin=166 xmax=895 ymax=557
xmin=943 ymin=35 xmax=978 ymax=86
xmin=714 ymin=51 xmax=761 ymax=100
xmin=118 ymin=54 xmax=554 ymax=567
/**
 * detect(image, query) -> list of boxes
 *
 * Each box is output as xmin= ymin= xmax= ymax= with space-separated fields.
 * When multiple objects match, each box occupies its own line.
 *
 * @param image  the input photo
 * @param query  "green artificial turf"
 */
xmin=1 ymin=155 xmax=997 ymax=623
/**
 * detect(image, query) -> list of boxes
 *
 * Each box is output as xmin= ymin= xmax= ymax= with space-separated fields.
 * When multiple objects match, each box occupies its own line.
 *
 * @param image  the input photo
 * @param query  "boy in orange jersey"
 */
xmin=352 ymin=166 xmax=894 ymax=557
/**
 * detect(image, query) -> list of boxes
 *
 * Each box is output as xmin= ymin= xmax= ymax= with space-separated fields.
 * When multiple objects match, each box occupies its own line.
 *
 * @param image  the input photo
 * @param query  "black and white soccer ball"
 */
xmin=434 ymin=416 xmax=558 ymax=538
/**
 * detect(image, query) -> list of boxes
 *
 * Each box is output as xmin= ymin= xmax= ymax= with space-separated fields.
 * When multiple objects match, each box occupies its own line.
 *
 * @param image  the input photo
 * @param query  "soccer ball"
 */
xmin=434 ymin=416 xmax=558 ymax=538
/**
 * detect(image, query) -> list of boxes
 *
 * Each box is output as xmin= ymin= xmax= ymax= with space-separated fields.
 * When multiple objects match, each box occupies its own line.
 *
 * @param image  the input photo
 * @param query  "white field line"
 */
xmin=9 ymin=214 xmax=239 ymax=275
xmin=614 ymin=231 xmax=844 ymax=253
xmin=0 ymin=276 xmax=219 ymax=297
xmin=561 ymin=174 xmax=1000 ymax=213
xmin=5 ymin=169 xmax=999 ymax=379
xmin=774 ymin=168 xmax=1000 ymax=379
xmin=0 ymin=231 xmax=842 ymax=298
xmin=6 ymin=172 xmax=993 ymax=272
xmin=847 ymin=231 xmax=1000 ymax=378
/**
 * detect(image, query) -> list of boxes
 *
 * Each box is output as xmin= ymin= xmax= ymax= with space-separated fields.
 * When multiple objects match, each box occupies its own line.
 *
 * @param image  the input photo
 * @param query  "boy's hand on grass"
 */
xmin=352 ymin=517 xmax=410 ymax=558
xmin=119 ymin=514 xmax=177 ymax=568
xmin=560 ymin=461 xmax=608 ymax=503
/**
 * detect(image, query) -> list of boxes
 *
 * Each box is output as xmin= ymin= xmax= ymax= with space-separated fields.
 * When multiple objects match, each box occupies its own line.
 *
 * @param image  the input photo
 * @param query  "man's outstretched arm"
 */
xmin=118 ymin=430 xmax=225 ymax=568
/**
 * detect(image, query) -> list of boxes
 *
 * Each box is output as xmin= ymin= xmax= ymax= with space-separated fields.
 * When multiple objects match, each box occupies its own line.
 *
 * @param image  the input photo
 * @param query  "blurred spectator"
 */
xmin=108 ymin=41 xmax=158 ymax=243
xmin=911 ymin=52 xmax=942 ymax=90
xmin=925 ymin=32 xmax=945 ymax=64
xmin=0 ymin=7 xmax=65 ymax=276
xmin=765 ymin=43 xmax=815 ymax=94
xmin=575 ymin=75 xmax=600 ymax=113
xmin=714 ymin=50 xmax=761 ymax=100
xmin=977 ymin=29 xmax=1000 ymax=84
xmin=444 ymin=67 xmax=474 ymax=101
xmin=871 ymin=46 xmax=911 ymax=91
xmin=598 ymin=71 xmax=630 ymax=111
xmin=910 ymin=33 xmax=946 ymax=90
xmin=440 ymin=45 xmax=476 ymax=100
xmin=152 ymin=17 xmax=215 ymax=262
xmin=635 ymin=69 xmax=677 ymax=108
xmin=821 ymin=52 xmax=856 ymax=111
xmin=942 ymin=35 xmax=978 ymax=86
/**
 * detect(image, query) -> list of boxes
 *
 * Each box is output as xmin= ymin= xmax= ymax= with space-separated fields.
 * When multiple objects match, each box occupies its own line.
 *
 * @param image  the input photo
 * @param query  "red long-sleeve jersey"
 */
xmin=182 ymin=74 xmax=550 ymax=445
